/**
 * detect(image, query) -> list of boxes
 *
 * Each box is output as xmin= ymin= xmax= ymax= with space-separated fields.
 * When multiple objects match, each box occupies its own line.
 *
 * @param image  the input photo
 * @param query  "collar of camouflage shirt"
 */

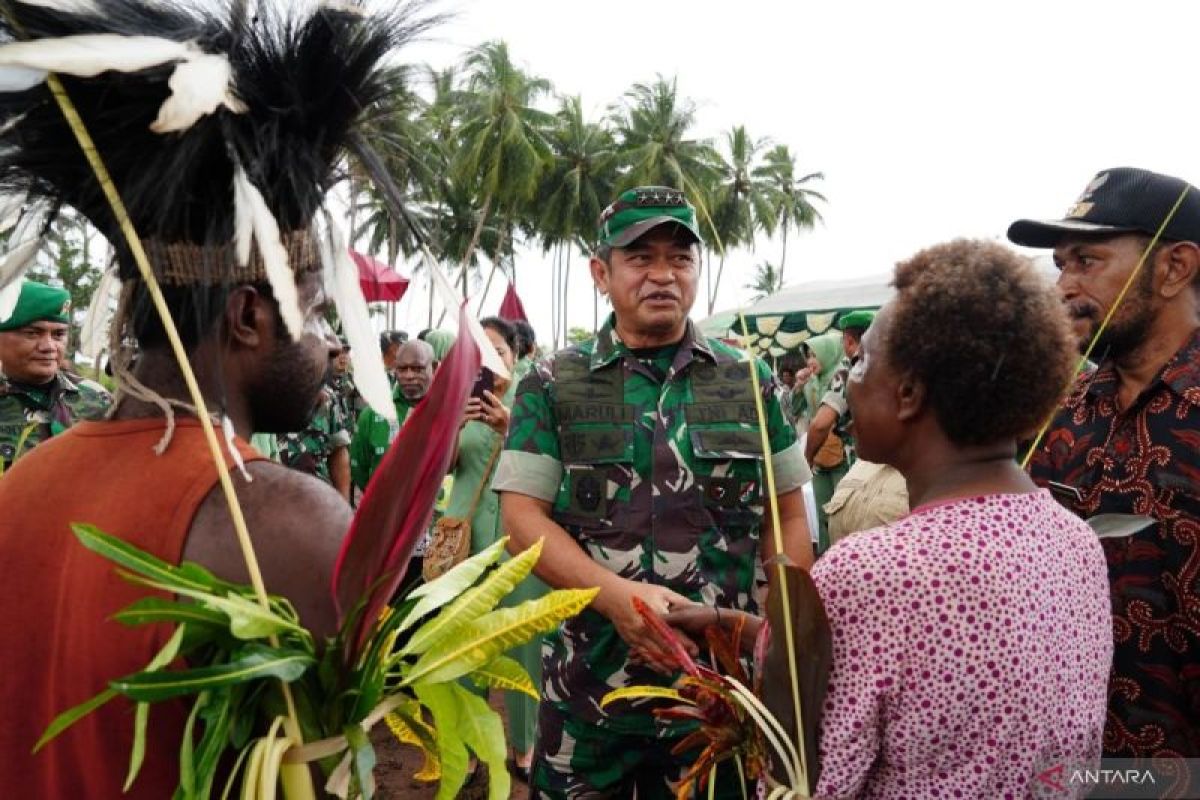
xmin=589 ymin=313 xmax=717 ymax=375
xmin=0 ymin=369 xmax=78 ymax=406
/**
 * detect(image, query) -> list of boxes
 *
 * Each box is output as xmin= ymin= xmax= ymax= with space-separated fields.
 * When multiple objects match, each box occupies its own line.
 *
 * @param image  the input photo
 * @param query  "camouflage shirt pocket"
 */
xmin=553 ymin=424 xmax=633 ymax=529
xmin=688 ymin=426 xmax=765 ymax=534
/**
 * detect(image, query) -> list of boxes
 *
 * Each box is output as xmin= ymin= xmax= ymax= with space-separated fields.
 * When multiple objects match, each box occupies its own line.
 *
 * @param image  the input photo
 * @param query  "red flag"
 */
xmin=331 ymin=302 xmax=479 ymax=661
xmin=350 ymin=249 xmax=410 ymax=303
xmin=497 ymin=281 xmax=528 ymax=322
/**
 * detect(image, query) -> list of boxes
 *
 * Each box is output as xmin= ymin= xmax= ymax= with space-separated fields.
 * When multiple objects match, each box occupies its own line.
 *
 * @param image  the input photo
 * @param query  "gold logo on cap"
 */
xmin=1064 ymin=173 xmax=1107 ymax=218
xmin=1066 ymin=202 xmax=1094 ymax=219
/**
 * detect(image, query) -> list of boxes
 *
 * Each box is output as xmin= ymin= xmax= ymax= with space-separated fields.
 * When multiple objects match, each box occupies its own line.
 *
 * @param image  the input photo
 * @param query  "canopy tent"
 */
xmin=699 ymin=274 xmax=893 ymax=356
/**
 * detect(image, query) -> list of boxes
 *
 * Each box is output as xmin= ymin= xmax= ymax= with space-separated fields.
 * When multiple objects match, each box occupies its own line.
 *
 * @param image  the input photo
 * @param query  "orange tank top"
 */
xmin=0 ymin=418 xmax=265 ymax=798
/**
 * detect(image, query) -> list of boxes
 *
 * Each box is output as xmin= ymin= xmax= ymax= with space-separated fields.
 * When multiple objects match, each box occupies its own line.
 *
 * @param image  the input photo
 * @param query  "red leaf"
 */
xmin=331 ymin=303 xmax=479 ymax=662
xmin=705 ymin=624 xmax=748 ymax=685
xmin=631 ymin=596 xmax=700 ymax=676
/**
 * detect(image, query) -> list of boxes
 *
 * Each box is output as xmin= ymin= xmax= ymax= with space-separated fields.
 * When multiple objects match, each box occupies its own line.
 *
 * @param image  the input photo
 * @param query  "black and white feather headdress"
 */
xmin=0 ymin=0 xmax=433 ymax=420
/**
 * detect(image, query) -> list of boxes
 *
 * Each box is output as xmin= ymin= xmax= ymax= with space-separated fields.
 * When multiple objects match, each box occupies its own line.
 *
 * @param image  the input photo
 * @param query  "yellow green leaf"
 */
xmin=600 ymin=685 xmax=691 ymax=709
xmin=404 ymin=587 xmax=597 ymax=687
xmin=413 ymin=684 xmax=469 ymax=800
xmin=399 ymin=539 xmax=544 ymax=658
xmin=467 ymin=655 xmax=538 ymax=700
xmin=385 ymin=702 xmax=440 ymax=782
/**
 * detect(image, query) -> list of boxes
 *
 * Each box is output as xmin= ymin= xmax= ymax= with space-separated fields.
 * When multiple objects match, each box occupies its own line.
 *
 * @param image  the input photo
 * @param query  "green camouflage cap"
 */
xmin=836 ymin=309 xmax=876 ymax=332
xmin=0 ymin=281 xmax=71 ymax=331
xmin=597 ymin=186 xmax=702 ymax=247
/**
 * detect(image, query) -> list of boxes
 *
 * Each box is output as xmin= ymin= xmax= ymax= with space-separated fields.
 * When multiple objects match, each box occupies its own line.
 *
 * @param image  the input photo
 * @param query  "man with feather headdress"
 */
xmin=0 ymin=1 xmax=431 ymax=795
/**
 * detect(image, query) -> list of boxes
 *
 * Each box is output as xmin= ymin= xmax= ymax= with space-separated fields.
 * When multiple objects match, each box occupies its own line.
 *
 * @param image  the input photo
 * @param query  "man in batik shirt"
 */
xmin=1012 ymin=167 xmax=1200 ymax=759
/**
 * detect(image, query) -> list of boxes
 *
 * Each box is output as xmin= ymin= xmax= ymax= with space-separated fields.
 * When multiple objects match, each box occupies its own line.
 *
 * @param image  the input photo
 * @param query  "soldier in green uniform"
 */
xmin=350 ymin=338 xmax=434 ymax=489
xmin=496 ymin=187 xmax=813 ymax=799
xmin=328 ymin=337 xmax=360 ymax=429
xmin=0 ymin=280 xmax=111 ymax=472
xmin=276 ymin=382 xmax=352 ymax=499
xmin=804 ymin=309 xmax=874 ymax=551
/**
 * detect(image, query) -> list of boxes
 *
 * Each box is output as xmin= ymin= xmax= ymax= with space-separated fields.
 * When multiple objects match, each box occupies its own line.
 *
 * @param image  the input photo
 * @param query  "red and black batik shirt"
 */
xmin=1029 ymin=327 xmax=1200 ymax=758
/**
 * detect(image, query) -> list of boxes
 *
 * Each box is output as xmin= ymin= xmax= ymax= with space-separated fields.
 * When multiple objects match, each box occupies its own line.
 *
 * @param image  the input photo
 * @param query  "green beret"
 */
xmin=836 ymin=309 xmax=876 ymax=332
xmin=0 ymin=281 xmax=71 ymax=332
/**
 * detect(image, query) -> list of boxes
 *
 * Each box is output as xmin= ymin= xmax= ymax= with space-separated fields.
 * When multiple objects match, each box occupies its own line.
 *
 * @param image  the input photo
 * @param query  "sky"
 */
xmin=384 ymin=0 xmax=1198 ymax=344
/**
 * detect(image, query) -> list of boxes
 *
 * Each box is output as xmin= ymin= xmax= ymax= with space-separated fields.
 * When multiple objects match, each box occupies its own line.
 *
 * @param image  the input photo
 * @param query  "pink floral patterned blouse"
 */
xmin=811 ymin=491 xmax=1112 ymax=799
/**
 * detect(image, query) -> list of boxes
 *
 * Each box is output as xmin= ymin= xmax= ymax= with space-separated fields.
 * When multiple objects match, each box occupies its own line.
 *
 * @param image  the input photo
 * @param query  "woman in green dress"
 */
xmin=445 ymin=316 xmax=546 ymax=781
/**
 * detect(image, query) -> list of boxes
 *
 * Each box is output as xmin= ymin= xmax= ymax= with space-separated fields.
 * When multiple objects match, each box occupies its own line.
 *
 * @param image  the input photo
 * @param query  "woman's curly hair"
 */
xmin=884 ymin=239 xmax=1076 ymax=446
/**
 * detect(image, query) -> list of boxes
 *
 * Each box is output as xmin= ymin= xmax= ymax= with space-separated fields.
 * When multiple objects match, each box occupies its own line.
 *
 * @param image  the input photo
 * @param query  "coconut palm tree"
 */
xmin=745 ymin=260 xmax=783 ymax=302
xmin=611 ymin=76 xmax=717 ymax=195
xmin=349 ymin=65 xmax=441 ymax=264
xmin=536 ymin=95 xmax=618 ymax=344
xmin=705 ymin=126 xmax=773 ymax=313
xmin=453 ymin=40 xmax=554 ymax=297
xmin=755 ymin=144 xmax=825 ymax=286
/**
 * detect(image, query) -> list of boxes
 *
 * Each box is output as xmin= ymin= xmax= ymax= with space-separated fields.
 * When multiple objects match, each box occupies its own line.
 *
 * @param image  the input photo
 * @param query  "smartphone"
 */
xmin=470 ymin=368 xmax=495 ymax=401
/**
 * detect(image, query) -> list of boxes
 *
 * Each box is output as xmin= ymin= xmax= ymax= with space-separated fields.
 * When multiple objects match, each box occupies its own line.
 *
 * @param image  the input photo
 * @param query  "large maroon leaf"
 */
xmin=331 ymin=304 xmax=478 ymax=662
xmin=761 ymin=565 xmax=831 ymax=790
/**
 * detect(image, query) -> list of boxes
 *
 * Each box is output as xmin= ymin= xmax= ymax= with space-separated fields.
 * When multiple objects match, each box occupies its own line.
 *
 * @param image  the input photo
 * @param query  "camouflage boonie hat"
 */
xmin=597 ymin=186 xmax=702 ymax=247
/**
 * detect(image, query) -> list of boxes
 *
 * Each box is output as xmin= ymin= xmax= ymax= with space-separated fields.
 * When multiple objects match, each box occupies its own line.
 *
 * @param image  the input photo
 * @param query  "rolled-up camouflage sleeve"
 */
xmin=758 ymin=357 xmax=811 ymax=493
xmin=493 ymin=361 xmax=562 ymax=502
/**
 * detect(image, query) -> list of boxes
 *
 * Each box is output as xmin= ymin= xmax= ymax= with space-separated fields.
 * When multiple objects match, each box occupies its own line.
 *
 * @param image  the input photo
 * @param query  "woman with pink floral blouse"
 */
xmin=672 ymin=240 xmax=1112 ymax=798
xmin=809 ymin=240 xmax=1112 ymax=798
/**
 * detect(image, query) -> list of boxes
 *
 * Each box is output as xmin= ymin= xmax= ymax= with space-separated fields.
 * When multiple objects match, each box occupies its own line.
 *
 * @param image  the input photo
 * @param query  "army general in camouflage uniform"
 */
xmin=0 ymin=281 xmax=110 ymax=472
xmin=496 ymin=188 xmax=813 ymax=799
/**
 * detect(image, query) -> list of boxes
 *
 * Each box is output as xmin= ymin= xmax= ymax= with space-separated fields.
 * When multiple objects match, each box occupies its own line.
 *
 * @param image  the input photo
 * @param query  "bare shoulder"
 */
xmin=184 ymin=459 xmax=352 ymax=639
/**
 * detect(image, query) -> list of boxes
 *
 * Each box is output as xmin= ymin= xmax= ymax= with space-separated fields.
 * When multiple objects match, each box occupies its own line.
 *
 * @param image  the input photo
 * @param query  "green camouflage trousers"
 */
xmin=531 ymin=702 xmax=748 ymax=799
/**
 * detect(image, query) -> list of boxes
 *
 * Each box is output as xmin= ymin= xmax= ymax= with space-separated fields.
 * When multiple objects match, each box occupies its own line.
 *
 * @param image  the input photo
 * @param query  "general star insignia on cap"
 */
xmin=597 ymin=185 xmax=703 ymax=248
xmin=0 ymin=280 xmax=71 ymax=331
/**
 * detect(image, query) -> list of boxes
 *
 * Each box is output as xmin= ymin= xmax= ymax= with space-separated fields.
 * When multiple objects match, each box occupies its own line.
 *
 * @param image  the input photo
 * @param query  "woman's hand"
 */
xmin=465 ymin=390 xmax=510 ymax=435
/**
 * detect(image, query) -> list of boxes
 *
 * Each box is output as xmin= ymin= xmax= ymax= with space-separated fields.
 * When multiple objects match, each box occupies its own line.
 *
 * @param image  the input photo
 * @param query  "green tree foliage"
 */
xmin=11 ymin=40 xmax=825 ymax=355
xmin=745 ymin=261 xmax=784 ymax=302
xmin=25 ymin=209 xmax=107 ymax=358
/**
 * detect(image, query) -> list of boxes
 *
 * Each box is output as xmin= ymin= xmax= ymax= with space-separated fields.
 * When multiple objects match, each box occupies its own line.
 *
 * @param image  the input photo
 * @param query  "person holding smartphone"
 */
xmin=445 ymin=316 xmax=546 ymax=782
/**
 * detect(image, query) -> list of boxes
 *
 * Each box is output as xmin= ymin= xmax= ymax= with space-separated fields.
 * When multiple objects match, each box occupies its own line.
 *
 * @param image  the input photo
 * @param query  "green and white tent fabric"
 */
xmin=698 ymin=274 xmax=893 ymax=356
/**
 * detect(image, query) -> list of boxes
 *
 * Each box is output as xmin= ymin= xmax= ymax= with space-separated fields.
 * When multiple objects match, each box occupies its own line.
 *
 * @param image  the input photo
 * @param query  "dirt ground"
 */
xmin=374 ymin=692 xmax=531 ymax=800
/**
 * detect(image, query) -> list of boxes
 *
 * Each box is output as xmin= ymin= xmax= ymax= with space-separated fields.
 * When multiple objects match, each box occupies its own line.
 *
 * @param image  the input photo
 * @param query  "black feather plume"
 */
xmin=0 ymin=0 xmax=437 ymax=280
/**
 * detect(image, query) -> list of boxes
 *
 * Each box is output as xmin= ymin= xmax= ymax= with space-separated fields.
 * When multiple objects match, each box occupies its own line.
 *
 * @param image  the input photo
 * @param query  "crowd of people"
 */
xmin=1 ymin=4 xmax=1199 ymax=799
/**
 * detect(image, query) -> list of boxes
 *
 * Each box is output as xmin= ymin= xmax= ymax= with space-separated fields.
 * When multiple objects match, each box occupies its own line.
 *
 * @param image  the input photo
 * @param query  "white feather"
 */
xmin=231 ymin=166 xmax=303 ymax=340
xmin=0 ymin=35 xmax=193 ymax=78
xmin=0 ymin=193 xmax=26 ymax=233
xmin=0 ymin=65 xmax=47 ymax=91
xmin=150 ymin=52 xmax=246 ymax=134
xmin=222 ymin=414 xmax=252 ymax=482
xmin=231 ymin=168 xmax=254 ymax=268
xmin=79 ymin=264 xmax=118 ymax=360
xmin=0 ymin=277 xmax=24 ymax=323
xmin=321 ymin=216 xmax=396 ymax=422
xmin=17 ymin=0 xmax=101 ymax=11
xmin=419 ymin=245 xmax=510 ymax=380
xmin=0 ymin=207 xmax=47 ymax=322
xmin=0 ymin=241 xmax=42 ymax=323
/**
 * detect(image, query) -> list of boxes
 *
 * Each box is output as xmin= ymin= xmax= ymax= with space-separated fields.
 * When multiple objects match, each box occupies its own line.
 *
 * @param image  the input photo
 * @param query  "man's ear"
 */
xmin=590 ymin=256 xmax=610 ymax=296
xmin=895 ymin=373 xmax=926 ymax=423
xmin=225 ymin=286 xmax=271 ymax=349
xmin=1158 ymin=241 xmax=1200 ymax=299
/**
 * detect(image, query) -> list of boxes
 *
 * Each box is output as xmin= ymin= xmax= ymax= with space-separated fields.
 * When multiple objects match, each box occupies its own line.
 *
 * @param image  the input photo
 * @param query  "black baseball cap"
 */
xmin=1007 ymin=167 xmax=1200 ymax=248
